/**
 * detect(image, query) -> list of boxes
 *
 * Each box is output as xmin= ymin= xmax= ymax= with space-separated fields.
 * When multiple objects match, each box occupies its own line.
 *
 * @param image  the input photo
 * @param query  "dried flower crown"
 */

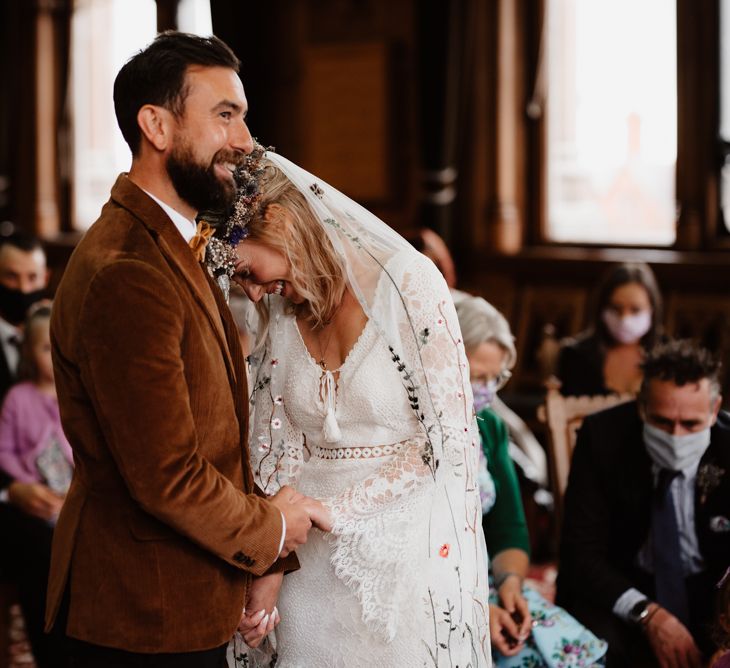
xmin=199 ymin=141 xmax=271 ymax=287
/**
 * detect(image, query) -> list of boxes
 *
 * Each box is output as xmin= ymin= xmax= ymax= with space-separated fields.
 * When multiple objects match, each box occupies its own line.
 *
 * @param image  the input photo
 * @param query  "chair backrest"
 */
xmin=538 ymin=378 xmax=633 ymax=521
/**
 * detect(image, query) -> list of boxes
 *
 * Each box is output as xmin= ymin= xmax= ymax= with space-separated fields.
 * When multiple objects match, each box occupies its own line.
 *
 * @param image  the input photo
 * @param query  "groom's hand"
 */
xmin=269 ymin=485 xmax=312 ymax=556
xmin=301 ymin=498 xmax=333 ymax=532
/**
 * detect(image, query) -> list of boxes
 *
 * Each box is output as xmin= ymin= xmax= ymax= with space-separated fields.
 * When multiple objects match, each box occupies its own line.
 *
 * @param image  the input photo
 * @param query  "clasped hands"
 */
xmin=238 ymin=485 xmax=331 ymax=648
xmin=489 ymin=574 xmax=532 ymax=657
xmin=8 ymin=481 xmax=65 ymax=521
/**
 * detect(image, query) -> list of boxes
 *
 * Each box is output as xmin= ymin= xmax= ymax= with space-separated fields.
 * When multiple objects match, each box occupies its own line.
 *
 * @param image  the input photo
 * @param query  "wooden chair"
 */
xmin=538 ymin=378 xmax=633 ymax=532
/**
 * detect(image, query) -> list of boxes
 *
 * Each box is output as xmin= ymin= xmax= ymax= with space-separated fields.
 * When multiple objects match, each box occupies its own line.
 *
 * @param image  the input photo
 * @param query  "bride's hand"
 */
xmin=238 ymin=571 xmax=284 ymax=647
xmin=302 ymin=498 xmax=333 ymax=532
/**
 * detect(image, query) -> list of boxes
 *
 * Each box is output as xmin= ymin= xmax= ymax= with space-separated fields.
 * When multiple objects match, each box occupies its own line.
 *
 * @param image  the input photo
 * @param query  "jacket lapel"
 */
xmin=109 ymin=176 xmax=235 ymax=378
xmin=202 ymin=269 xmax=254 ymax=489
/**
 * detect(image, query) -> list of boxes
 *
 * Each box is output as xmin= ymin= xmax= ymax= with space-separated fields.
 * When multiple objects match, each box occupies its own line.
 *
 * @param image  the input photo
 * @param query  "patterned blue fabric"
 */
xmin=491 ymin=587 xmax=608 ymax=668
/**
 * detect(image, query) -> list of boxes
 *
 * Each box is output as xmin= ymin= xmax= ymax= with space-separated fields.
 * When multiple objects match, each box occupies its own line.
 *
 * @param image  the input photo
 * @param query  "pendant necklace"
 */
xmin=317 ymin=322 xmax=335 ymax=370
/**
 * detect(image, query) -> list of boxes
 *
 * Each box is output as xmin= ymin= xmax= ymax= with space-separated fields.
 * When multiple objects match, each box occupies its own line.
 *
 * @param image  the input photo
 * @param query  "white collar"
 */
xmin=651 ymin=458 xmax=702 ymax=479
xmin=0 ymin=317 xmax=20 ymax=342
xmin=142 ymin=190 xmax=197 ymax=244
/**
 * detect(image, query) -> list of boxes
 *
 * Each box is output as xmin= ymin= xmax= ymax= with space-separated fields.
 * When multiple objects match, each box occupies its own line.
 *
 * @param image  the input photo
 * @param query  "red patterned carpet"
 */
xmin=526 ymin=561 xmax=558 ymax=603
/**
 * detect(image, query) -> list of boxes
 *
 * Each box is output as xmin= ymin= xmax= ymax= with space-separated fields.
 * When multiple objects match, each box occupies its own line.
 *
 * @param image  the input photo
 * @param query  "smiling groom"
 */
xmin=46 ymin=32 xmax=315 ymax=667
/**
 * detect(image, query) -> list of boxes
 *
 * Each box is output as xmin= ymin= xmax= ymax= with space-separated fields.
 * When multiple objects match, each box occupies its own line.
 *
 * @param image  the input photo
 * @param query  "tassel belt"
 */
xmin=311 ymin=443 xmax=405 ymax=460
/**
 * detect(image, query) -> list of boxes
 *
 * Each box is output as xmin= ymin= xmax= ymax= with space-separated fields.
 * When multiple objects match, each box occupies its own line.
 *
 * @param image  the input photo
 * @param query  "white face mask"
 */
xmin=642 ymin=421 xmax=711 ymax=471
xmin=601 ymin=309 xmax=652 ymax=344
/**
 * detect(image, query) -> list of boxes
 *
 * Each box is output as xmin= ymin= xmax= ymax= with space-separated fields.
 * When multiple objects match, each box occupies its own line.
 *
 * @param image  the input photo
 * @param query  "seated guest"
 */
xmin=456 ymin=296 xmax=607 ymax=667
xmin=556 ymin=262 xmax=663 ymax=397
xmin=0 ymin=231 xmax=49 ymax=402
xmin=557 ymin=340 xmax=730 ymax=667
xmin=0 ymin=304 xmax=69 ymax=668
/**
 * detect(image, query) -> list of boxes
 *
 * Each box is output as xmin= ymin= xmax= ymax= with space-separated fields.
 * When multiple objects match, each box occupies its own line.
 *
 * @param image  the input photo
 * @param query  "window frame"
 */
xmin=523 ymin=0 xmax=727 ymax=252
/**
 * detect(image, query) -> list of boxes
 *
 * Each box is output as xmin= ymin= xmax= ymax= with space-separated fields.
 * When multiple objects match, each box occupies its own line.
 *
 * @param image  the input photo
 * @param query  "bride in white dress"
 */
xmin=217 ymin=148 xmax=491 ymax=667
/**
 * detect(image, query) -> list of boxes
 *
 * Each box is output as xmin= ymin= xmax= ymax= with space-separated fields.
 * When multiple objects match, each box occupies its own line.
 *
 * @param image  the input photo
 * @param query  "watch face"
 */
xmin=630 ymin=599 xmax=649 ymax=622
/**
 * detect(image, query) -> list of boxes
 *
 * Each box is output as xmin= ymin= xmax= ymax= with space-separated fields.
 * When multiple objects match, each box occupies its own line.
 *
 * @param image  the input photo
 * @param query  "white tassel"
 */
xmin=321 ymin=370 xmax=342 ymax=443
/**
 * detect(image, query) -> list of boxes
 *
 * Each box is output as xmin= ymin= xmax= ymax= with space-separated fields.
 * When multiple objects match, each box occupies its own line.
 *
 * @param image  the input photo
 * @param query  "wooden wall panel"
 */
xmin=301 ymin=42 xmax=390 ymax=202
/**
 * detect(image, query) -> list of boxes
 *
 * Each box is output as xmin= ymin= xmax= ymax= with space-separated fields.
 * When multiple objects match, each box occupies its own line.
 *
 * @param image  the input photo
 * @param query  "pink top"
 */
xmin=713 ymin=650 xmax=730 ymax=668
xmin=0 ymin=381 xmax=73 ymax=483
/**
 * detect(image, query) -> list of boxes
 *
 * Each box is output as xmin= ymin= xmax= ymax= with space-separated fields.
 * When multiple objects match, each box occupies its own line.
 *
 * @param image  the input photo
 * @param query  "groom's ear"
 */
xmin=137 ymin=104 xmax=175 ymax=152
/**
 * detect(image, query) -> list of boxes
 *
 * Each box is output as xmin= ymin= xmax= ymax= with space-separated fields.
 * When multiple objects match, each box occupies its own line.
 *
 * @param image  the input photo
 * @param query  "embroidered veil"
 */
xmin=246 ymin=152 xmax=490 ymax=663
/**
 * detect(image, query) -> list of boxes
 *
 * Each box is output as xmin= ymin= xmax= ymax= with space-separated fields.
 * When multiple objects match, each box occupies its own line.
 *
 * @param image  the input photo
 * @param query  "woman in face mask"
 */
xmin=456 ymin=296 xmax=607 ymax=667
xmin=556 ymin=262 xmax=664 ymax=397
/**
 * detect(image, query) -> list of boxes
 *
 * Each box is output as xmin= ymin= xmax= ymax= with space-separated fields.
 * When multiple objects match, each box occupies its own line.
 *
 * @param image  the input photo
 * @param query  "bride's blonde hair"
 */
xmin=245 ymin=164 xmax=346 ymax=332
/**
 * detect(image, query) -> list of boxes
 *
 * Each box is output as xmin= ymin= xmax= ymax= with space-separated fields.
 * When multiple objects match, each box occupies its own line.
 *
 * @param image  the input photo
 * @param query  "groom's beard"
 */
xmin=166 ymin=143 xmax=239 ymax=213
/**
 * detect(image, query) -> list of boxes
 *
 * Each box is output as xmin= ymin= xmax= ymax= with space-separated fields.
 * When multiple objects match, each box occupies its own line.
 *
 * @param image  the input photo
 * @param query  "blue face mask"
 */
xmin=472 ymin=379 xmax=498 ymax=412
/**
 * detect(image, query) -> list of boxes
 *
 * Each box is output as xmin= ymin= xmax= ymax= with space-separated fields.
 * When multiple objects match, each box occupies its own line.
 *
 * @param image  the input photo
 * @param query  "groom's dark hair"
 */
xmin=113 ymin=31 xmax=240 ymax=155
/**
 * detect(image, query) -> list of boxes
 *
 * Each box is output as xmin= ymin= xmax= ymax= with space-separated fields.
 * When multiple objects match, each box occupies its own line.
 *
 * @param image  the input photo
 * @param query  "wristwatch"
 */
xmin=628 ymin=598 xmax=651 ymax=625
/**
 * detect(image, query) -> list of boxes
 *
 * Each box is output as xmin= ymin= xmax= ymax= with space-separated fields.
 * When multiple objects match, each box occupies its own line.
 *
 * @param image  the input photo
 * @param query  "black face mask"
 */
xmin=0 ymin=284 xmax=46 ymax=325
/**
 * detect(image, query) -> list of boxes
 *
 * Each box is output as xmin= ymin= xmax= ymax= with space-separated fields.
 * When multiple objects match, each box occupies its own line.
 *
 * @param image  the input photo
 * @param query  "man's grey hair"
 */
xmin=454 ymin=295 xmax=516 ymax=369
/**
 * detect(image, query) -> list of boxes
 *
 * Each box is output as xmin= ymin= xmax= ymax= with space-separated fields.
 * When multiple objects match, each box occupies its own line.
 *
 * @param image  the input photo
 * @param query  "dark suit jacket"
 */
xmin=556 ymin=332 xmax=609 ymax=397
xmin=46 ymin=175 xmax=294 ymax=653
xmin=557 ymin=401 xmax=730 ymax=618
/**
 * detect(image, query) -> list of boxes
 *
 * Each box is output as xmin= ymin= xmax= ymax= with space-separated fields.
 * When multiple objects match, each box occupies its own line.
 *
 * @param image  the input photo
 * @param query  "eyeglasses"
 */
xmin=494 ymin=369 xmax=512 ymax=391
xmin=472 ymin=369 xmax=512 ymax=391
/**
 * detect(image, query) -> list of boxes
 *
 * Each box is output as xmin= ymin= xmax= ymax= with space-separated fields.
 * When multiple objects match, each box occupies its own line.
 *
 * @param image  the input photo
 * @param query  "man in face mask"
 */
xmin=557 ymin=340 xmax=730 ymax=668
xmin=0 ymin=232 xmax=48 ymax=399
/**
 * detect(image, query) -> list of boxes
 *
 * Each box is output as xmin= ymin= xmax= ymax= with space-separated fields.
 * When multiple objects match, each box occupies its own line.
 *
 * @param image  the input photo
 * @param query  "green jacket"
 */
xmin=478 ymin=407 xmax=530 ymax=557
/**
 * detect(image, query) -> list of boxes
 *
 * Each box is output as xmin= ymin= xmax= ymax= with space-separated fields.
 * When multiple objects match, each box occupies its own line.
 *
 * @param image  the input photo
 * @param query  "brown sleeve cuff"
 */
xmin=264 ymin=552 xmax=299 ymax=576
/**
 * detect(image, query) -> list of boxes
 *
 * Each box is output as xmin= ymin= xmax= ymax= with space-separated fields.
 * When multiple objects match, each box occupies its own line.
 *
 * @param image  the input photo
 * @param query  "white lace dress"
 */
xmin=245 ymin=250 xmax=491 ymax=667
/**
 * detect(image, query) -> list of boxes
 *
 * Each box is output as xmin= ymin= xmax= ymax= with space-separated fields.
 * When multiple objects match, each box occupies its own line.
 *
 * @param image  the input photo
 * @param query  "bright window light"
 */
xmin=70 ymin=0 xmax=156 ymax=229
xmin=546 ymin=0 xmax=677 ymax=245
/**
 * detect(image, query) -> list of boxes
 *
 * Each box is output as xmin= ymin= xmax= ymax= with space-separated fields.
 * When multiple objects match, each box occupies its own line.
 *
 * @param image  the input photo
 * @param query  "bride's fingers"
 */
xmin=303 ymin=499 xmax=333 ymax=532
xmin=265 ymin=610 xmax=277 ymax=633
xmin=238 ymin=608 xmax=265 ymax=633
xmin=243 ymin=612 xmax=271 ymax=647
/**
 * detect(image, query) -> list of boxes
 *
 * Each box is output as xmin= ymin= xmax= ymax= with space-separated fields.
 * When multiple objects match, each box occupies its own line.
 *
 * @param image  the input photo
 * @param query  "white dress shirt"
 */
xmin=142 ymin=189 xmax=287 ymax=558
xmin=0 ymin=317 xmax=21 ymax=376
xmin=142 ymin=190 xmax=197 ymax=243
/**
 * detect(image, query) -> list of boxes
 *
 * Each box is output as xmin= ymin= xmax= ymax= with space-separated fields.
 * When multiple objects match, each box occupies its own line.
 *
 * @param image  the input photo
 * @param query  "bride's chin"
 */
xmin=287 ymin=290 xmax=305 ymax=305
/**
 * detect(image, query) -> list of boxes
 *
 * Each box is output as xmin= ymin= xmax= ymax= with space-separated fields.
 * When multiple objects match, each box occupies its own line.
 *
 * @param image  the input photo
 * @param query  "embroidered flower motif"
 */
xmin=271 ymin=418 xmax=282 ymax=430
xmin=274 ymin=395 xmax=284 ymax=405
xmin=551 ymin=636 xmax=604 ymax=667
xmin=257 ymin=442 xmax=270 ymax=453
xmin=310 ymin=183 xmax=325 ymax=198
xmin=271 ymin=358 xmax=279 ymax=367
xmin=439 ymin=543 xmax=450 ymax=558
xmin=530 ymin=609 xmax=556 ymax=628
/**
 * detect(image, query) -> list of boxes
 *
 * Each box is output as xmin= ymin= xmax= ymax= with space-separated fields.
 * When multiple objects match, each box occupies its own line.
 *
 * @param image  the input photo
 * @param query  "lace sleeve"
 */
xmin=323 ymin=252 xmax=479 ymax=641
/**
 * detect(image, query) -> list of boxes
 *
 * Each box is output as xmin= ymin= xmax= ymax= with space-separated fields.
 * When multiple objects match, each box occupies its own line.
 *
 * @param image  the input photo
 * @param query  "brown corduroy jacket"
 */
xmin=45 ymin=175 xmax=293 ymax=652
